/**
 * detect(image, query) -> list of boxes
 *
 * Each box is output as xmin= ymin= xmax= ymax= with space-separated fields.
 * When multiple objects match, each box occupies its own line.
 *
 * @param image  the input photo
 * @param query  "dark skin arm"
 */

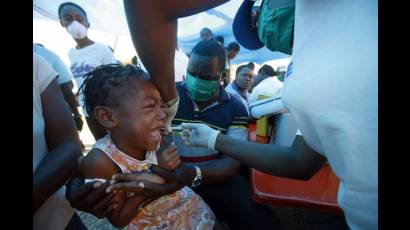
xmin=33 ymin=79 xmax=82 ymax=215
xmin=65 ymin=178 xmax=117 ymax=219
xmin=59 ymin=81 xmax=80 ymax=117
xmin=64 ymin=140 xmax=180 ymax=220
xmin=59 ymin=81 xmax=83 ymax=130
xmin=123 ymin=0 xmax=228 ymax=102
xmin=216 ymin=134 xmax=326 ymax=180
xmin=81 ymin=149 xmax=164 ymax=228
xmin=159 ymin=136 xmax=240 ymax=185
xmin=189 ymin=155 xmax=240 ymax=185
xmin=107 ymin=155 xmax=240 ymax=198
xmin=108 ymin=163 xmax=195 ymax=199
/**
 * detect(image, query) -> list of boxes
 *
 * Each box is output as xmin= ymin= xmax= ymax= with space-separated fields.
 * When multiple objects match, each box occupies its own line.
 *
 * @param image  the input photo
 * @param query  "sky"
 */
xmin=33 ymin=0 xmax=289 ymax=67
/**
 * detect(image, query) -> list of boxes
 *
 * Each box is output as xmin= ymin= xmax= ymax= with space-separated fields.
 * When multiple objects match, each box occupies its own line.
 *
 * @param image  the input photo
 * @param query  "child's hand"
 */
xmin=156 ymin=142 xmax=181 ymax=171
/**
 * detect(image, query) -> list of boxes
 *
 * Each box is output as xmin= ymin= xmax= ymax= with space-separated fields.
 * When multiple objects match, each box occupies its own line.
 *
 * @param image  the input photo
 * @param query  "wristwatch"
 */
xmin=191 ymin=165 xmax=202 ymax=188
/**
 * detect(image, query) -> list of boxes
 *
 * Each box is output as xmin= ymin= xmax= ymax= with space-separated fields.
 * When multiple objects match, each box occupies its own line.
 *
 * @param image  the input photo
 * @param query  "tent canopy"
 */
xmin=33 ymin=0 xmax=289 ymax=65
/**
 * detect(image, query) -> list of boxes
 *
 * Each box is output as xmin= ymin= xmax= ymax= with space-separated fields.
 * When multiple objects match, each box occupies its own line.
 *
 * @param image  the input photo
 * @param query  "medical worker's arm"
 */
xmin=181 ymin=123 xmax=326 ymax=180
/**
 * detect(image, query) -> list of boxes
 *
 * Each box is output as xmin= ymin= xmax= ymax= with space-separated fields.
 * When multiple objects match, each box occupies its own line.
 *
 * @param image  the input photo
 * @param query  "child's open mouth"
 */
xmin=149 ymin=128 xmax=162 ymax=143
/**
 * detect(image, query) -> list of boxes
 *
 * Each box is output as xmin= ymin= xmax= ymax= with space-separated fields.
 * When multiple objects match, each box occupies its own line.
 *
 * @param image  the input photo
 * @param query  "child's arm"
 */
xmin=107 ymin=172 xmax=166 ymax=228
xmin=80 ymin=149 xmax=146 ymax=227
xmin=80 ymin=149 xmax=166 ymax=228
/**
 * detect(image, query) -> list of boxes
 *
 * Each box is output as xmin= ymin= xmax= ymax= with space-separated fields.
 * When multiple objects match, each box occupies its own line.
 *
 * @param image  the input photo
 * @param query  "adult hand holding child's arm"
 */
xmin=66 ymin=178 xmax=117 ymax=219
xmin=108 ymin=163 xmax=195 ymax=198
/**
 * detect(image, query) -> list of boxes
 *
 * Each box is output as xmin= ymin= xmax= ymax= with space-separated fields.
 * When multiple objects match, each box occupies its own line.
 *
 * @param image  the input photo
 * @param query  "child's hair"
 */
xmin=191 ymin=40 xmax=226 ymax=72
xmin=78 ymin=64 xmax=149 ymax=119
xmin=58 ymin=2 xmax=88 ymax=20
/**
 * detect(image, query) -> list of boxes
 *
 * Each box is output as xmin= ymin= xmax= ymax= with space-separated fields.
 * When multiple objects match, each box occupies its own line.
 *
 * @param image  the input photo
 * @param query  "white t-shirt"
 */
xmin=33 ymin=54 xmax=74 ymax=230
xmin=250 ymin=77 xmax=283 ymax=103
xmin=175 ymin=49 xmax=189 ymax=82
xmin=281 ymin=1 xmax=377 ymax=229
xmin=68 ymin=42 xmax=117 ymax=116
xmin=33 ymin=44 xmax=73 ymax=85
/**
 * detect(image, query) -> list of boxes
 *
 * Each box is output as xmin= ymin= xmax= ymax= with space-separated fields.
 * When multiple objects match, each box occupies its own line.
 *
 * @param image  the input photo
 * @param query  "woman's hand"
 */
xmin=65 ymin=178 xmax=117 ymax=219
xmin=107 ymin=163 xmax=195 ymax=198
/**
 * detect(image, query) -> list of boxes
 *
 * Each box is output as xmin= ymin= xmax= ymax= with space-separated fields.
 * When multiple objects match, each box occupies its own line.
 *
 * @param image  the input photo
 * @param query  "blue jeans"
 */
xmin=193 ymin=173 xmax=281 ymax=230
xmin=65 ymin=212 xmax=87 ymax=230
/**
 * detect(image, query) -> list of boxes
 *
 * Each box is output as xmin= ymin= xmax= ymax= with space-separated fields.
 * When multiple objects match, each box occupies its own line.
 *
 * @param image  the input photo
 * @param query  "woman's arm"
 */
xmin=216 ymin=134 xmax=326 ymax=180
xmin=59 ymin=81 xmax=83 ymax=130
xmin=123 ymin=0 xmax=228 ymax=102
xmin=181 ymin=123 xmax=326 ymax=180
xmin=33 ymin=79 xmax=82 ymax=215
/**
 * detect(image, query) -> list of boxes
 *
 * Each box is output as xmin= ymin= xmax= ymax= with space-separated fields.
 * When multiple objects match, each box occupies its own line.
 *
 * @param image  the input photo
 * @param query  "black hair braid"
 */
xmin=77 ymin=64 xmax=148 ymax=118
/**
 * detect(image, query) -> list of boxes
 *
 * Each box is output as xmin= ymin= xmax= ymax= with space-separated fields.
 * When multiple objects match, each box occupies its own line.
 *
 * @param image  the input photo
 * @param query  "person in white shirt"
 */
xmin=222 ymin=42 xmax=241 ymax=87
xmin=174 ymin=46 xmax=189 ymax=82
xmin=58 ymin=2 xmax=117 ymax=140
xmin=80 ymin=1 xmax=375 ymax=229
xmin=251 ymin=64 xmax=276 ymax=90
xmin=33 ymin=53 xmax=84 ymax=230
xmin=199 ymin=27 xmax=213 ymax=41
xmin=250 ymin=65 xmax=283 ymax=103
xmin=33 ymin=43 xmax=84 ymax=133
xmin=182 ymin=0 xmax=378 ymax=229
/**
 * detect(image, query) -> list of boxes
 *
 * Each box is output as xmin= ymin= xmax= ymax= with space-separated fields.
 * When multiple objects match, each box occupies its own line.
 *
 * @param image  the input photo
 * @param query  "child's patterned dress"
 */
xmin=93 ymin=135 xmax=215 ymax=230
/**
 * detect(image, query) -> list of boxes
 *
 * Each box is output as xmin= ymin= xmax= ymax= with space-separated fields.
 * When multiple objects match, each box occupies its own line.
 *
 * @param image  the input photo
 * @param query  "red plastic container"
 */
xmin=248 ymin=123 xmax=343 ymax=214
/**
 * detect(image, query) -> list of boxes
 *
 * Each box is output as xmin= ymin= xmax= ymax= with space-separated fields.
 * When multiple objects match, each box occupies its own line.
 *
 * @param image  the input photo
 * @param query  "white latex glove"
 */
xmin=180 ymin=123 xmax=220 ymax=150
xmin=162 ymin=96 xmax=179 ymax=133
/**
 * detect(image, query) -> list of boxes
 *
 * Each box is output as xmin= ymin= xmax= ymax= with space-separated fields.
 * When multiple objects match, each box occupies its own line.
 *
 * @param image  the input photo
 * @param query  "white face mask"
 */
xmin=66 ymin=20 xmax=88 ymax=39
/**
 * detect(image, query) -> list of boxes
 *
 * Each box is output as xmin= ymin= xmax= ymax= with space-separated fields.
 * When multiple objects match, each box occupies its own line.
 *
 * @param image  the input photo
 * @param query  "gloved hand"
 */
xmin=180 ymin=123 xmax=220 ymax=150
xmin=161 ymin=96 xmax=179 ymax=133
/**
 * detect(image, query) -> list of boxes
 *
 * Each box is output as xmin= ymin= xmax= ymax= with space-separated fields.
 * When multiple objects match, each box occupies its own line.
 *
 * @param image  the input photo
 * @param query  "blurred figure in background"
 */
xmin=215 ymin=35 xmax=225 ymax=46
xmin=200 ymin=27 xmax=214 ymax=41
xmin=58 ymin=1 xmax=117 ymax=140
xmin=221 ymin=42 xmax=241 ymax=87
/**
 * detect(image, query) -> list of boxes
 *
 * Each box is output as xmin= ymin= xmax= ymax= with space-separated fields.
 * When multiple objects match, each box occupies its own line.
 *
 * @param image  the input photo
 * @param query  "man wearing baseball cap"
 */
xmin=193 ymin=1 xmax=377 ymax=229
xmin=232 ymin=0 xmax=294 ymax=55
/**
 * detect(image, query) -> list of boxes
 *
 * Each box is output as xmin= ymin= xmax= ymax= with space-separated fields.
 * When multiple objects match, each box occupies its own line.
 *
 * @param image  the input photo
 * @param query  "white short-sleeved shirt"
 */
xmin=33 ymin=53 xmax=74 ymax=230
xmin=281 ymin=1 xmax=377 ymax=229
xmin=33 ymin=44 xmax=73 ymax=85
xmin=250 ymin=77 xmax=283 ymax=103
xmin=68 ymin=42 xmax=117 ymax=116
xmin=175 ymin=49 xmax=189 ymax=82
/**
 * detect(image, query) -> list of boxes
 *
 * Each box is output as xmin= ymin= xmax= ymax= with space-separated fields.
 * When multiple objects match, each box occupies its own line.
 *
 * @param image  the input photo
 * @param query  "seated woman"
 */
xmin=33 ymin=53 xmax=84 ymax=229
xmin=76 ymin=64 xmax=216 ymax=229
